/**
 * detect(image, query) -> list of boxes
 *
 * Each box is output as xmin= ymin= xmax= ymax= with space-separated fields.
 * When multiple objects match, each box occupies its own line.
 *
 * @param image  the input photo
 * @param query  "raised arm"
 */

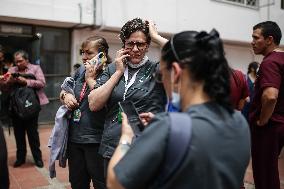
xmin=147 ymin=20 xmax=168 ymax=48
xmin=107 ymin=113 xmax=134 ymax=189
xmin=88 ymin=49 xmax=129 ymax=111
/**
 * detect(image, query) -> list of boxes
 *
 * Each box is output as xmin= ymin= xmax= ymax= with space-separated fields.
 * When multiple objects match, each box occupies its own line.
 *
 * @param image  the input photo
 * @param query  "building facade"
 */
xmin=0 ymin=0 xmax=283 ymax=123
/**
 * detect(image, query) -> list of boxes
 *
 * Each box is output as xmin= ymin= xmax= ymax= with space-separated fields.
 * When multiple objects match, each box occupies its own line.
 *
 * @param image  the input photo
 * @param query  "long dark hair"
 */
xmin=247 ymin=61 xmax=259 ymax=74
xmin=161 ymin=29 xmax=233 ymax=113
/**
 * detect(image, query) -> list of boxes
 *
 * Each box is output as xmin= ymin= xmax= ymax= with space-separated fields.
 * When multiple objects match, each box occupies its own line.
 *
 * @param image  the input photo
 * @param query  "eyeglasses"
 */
xmin=125 ymin=41 xmax=148 ymax=51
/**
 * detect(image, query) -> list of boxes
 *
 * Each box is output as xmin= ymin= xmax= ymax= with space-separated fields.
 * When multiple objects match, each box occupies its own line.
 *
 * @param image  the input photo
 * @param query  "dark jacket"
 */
xmin=96 ymin=60 xmax=167 ymax=158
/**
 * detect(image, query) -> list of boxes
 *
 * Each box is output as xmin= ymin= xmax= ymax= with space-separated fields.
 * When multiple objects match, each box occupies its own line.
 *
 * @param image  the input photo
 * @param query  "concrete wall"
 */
xmin=0 ymin=0 xmax=94 ymax=26
xmin=96 ymin=0 xmax=284 ymax=44
xmin=2 ymin=0 xmax=282 ymax=72
xmin=1 ymin=0 xmax=283 ymax=43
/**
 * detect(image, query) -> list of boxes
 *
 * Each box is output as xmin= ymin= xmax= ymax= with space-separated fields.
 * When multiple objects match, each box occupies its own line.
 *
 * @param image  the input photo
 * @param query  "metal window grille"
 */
xmin=246 ymin=0 xmax=257 ymax=6
xmin=212 ymin=0 xmax=259 ymax=9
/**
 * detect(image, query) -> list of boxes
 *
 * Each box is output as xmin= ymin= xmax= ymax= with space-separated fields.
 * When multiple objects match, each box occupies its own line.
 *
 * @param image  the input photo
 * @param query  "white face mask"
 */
xmin=167 ymin=70 xmax=181 ymax=112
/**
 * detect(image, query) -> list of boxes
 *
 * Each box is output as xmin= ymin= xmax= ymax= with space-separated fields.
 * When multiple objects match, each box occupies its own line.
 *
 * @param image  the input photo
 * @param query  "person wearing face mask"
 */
xmin=167 ymin=82 xmax=181 ymax=112
xmin=107 ymin=28 xmax=251 ymax=189
xmin=88 ymin=18 xmax=167 ymax=172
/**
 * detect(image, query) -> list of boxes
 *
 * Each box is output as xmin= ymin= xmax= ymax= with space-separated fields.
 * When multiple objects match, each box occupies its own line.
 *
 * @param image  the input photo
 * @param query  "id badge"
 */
xmin=73 ymin=109 xmax=81 ymax=122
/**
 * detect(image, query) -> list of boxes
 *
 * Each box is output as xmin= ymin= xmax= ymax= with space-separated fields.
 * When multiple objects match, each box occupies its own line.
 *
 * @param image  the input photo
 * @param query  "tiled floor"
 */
xmin=3 ymin=125 xmax=284 ymax=189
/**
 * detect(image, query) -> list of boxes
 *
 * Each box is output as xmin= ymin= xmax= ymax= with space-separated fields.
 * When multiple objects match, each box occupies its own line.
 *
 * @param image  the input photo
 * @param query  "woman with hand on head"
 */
xmin=88 ymin=18 xmax=167 ymax=169
xmin=59 ymin=36 xmax=110 ymax=189
xmin=107 ymin=29 xmax=251 ymax=189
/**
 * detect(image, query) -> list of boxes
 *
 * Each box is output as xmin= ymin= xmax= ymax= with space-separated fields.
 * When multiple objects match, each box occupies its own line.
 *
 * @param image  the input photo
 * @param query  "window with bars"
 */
xmin=213 ymin=0 xmax=259 ymax=8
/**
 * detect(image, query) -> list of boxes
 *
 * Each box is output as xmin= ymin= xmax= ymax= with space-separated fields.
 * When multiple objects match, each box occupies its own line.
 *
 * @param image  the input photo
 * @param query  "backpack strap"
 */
xmin=157 ymin=112 xmax=192 ymax=186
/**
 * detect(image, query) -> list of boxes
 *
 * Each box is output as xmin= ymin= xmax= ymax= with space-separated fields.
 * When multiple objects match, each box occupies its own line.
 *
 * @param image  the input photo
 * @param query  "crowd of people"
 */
xmin=0 ymin=19 xmax=283 ymax=189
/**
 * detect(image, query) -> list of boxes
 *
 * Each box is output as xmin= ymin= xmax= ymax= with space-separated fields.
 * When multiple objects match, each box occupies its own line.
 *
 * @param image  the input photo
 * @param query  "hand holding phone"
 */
xmin=89 ymin=52 xmax=104 ymax=66
xmin=118 ymin=101 xmax=144 ymax=133
xmin=115 ymin=48 xmax=130 ymax=73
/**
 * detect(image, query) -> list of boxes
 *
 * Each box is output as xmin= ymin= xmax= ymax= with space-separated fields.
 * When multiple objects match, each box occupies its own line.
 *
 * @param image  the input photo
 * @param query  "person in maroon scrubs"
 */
xmin=249 ymin=21 xmax=284 ymax=189
xmin=230 ymin=68 xmax=249 ymax=111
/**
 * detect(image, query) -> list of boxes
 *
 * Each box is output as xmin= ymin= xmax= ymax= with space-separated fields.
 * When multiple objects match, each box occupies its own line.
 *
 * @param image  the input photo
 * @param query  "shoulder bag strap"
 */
xmin=157 ymin=112 xmax=192 ymax=186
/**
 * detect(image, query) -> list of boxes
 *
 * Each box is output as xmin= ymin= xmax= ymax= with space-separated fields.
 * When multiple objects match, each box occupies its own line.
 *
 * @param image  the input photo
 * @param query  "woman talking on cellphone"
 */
xmin=60 ymin=36 xmax=111 ymax=189
xmin=88 ymin=18 xmax=167 ymax=170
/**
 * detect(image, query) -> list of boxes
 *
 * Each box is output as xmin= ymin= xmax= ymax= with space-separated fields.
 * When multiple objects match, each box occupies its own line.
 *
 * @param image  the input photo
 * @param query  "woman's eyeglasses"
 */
xmin=125 ymin=41 xmax=148 ymax=51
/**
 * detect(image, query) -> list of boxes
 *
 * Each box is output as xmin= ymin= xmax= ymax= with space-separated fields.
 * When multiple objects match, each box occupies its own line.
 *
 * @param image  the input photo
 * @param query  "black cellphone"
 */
xmin=11 ymin=73 xmax=20 ymax=78
xmin=118 ymin=101 xmax=144 ymax=132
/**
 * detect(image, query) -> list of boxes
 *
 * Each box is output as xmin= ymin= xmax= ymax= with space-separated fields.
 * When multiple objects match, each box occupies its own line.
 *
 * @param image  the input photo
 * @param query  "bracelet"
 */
xmin=119 ymin=140 xmax=131 ymax=153
xmin=119 ymin=140 xmax=131 ymax=147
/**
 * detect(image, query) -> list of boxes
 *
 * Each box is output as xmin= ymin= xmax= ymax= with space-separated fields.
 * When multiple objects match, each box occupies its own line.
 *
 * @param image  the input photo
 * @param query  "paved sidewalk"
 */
xmin=4 ymin=125 xmax=72 ymax=189
xmin=3 ymin=125 xmax=284 ymax=189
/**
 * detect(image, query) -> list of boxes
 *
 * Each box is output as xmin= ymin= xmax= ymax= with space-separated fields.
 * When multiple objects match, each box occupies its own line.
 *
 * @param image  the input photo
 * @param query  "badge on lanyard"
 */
xmin=118 ymin=67 xmax=140 ymax=123
xmin=73 ymin=82 xmax=87 ymax=124
xmin=73 ymin=109 xmax=81 ymax=122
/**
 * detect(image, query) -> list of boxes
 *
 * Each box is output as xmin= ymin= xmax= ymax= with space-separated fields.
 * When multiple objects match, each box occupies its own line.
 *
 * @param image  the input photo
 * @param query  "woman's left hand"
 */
xmin=121 ymin=112 xmax=135 ymax=140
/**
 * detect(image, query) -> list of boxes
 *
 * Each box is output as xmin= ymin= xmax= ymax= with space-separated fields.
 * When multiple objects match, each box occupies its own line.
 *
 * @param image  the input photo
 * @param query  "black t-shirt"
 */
xmin=114 ymin=102 xmax=250 ymax=189
xmin=69 ymin=67 xmax=106 ymax=144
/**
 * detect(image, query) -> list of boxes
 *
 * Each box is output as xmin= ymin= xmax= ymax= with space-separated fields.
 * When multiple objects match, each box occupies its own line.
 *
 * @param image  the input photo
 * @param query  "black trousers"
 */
xmin=68 ymin=142 xmax=106 ymax=189
xmin=0 ymin=127 xmax=9 ymax=189
xmin=12 ymin=115 xmax=42 ymax=162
